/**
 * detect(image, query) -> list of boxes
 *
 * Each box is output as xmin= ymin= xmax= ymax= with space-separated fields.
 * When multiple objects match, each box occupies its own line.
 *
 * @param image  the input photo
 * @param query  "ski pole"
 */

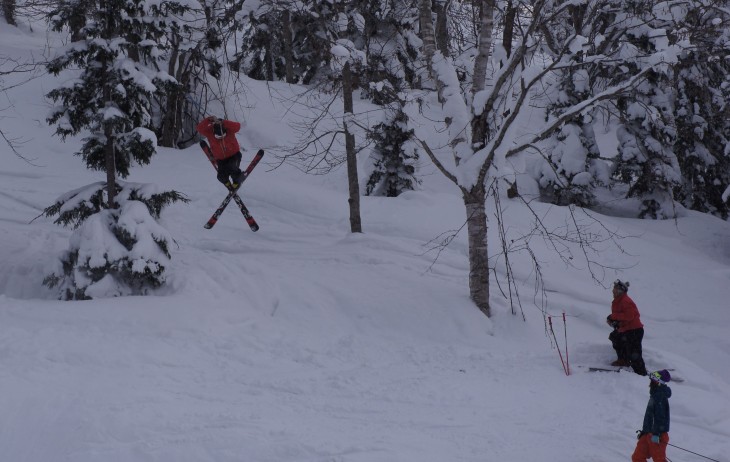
xmin=668 ymin=443 xmax=721 ymax=462
xmin=548 ymin=316 xmax=569 ymax=376
xmin=562 ymin=312 xmax=570 ymax=375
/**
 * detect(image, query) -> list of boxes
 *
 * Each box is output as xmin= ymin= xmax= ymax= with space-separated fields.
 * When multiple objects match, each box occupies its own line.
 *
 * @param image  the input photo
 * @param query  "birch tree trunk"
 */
xmin=342 ymin=61 xmax=362 ymax=233
xmin=472 ymin=0 xmax=495 ymax=94
xmin=419 ymin=0 xmax=437 ymax=80
xmin=471 ymin=0 xmax=496 ymax=150
xmin=463 ymin=186 xmax=490 ymax=317
xmin=419 ymin=0 xmax=491 ymax=316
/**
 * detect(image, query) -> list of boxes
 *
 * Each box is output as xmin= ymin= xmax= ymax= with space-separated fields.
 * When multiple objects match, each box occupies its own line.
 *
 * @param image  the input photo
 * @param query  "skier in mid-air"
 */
xmin=196 ymin=116 xmax=245 ymax=188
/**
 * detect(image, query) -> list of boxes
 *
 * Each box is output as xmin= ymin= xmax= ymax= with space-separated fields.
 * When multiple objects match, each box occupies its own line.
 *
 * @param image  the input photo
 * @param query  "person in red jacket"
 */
xmin=607 ymin=280 xmax=647 ymax=375
xmin=196 ymin=116 xmax=245 ymax=187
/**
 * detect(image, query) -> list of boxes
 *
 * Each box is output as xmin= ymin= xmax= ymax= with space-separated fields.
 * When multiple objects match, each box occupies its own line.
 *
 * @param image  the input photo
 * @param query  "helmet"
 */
xmin=649 ymin=370 xmax=671 ymax=384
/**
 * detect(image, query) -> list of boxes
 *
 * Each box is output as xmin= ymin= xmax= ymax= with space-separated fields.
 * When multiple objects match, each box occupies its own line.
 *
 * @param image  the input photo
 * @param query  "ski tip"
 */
xmin=257 ymin=149 xmax=264 ymax=157
xmin=250 ymin=225 xmax=260 ymax=232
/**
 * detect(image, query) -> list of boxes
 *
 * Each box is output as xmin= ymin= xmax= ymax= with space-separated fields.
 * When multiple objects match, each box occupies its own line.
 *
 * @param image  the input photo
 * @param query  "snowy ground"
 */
xmin=2 ymin=22 xmax=730 ymax=462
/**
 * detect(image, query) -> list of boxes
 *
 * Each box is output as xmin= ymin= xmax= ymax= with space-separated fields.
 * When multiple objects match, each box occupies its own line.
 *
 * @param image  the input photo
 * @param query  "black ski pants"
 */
xmin=610 ymin=327 xmax=647 ymax=375
xmin=216 ymin=151 xmax=242 ymax=185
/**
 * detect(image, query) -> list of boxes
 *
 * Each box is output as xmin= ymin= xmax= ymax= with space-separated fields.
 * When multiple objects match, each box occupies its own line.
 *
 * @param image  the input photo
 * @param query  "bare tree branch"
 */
xmin=1 ymin=53 xmax=45 ymax=164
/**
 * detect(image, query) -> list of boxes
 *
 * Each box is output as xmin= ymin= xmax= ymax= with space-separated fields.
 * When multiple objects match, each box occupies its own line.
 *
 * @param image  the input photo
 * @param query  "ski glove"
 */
xmin=651 ymin=435 xmax=660 ymax=444
xmin=636 ymin=431 xmax=645 ymax=440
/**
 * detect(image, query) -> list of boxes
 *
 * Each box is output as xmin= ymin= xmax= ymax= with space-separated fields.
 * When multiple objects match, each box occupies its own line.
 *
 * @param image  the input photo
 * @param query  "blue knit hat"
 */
xmin=650 ymin=369 xmax=671 ymax=384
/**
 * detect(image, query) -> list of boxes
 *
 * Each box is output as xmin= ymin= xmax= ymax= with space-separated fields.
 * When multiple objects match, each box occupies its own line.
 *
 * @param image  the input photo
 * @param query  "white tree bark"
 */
xmin=472 ymin=0 xmax=495 ymax=95
xmin=464 ymin=188 xmax=490 ymax=317
xmin=419 ymin=0 xmax=438 ymax=80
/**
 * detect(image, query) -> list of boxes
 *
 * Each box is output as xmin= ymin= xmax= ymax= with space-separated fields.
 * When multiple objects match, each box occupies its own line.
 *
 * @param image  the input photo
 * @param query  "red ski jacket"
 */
xmin=610 ymin=293 xmax=643 ymax=332
xmin=196 ymin=118 xmax=242 ymax=161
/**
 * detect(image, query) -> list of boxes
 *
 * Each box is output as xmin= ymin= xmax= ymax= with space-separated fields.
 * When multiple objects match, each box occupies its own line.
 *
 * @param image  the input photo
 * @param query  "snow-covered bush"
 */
xmin=43 ymin=182 xmax=187 ymax=300
xmin=535 ymin=121 xmax=607 ymax=208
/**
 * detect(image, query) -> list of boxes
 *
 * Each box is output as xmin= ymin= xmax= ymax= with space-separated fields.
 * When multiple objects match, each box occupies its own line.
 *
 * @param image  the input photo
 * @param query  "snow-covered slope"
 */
xmin=2 ymin=22 xmax=730 ymax=462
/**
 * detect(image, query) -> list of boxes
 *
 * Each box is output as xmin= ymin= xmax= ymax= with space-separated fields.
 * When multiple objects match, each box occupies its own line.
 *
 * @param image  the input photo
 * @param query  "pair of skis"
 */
xmin=199 ymin=140 xmax=264 ymax=231
xmin=579 ymin=366 xmax=683 ymax=382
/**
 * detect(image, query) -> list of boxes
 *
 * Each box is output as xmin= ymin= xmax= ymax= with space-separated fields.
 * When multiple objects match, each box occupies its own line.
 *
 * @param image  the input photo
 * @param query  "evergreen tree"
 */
xmin=537 ymin=1 xmax=730 ymax=219
xmin=44 ymin=0 xmax=188 ymax=299
xmin=360 ymin=1 xmax=423 ymax=197
xmin=42 ymin=182 xmax=187 ymax=300
xmin=366 ymin=108 xmax=420 ymax=197
xmin=536 ymin=1 xmax=699 ymax=219
xmin=671 ymin=5 xmax=730 ymax=218
xmin=539 ymin=66 xmax=607 ymax=207
xmin=538 ymin=1 xmax=659 ymax=210
xmin=606 ymin=1 xmax=730 ymax=219
xmin=613 ymin=69 xmax=681 ymax=219
xmin=235 ymin=0 xmax=338 ymax=84
xmin=47 ymin=0 xmax=185 ymax=185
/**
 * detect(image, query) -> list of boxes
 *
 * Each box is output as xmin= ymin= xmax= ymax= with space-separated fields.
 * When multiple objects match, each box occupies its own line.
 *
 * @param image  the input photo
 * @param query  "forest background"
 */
xmin=1 ymin=1 xmax=730 ymax=461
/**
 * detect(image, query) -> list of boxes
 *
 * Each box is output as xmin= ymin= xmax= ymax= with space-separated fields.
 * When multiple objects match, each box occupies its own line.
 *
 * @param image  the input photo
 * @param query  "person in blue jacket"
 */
xmin=632 ymin=369 xmax=672 ymax=462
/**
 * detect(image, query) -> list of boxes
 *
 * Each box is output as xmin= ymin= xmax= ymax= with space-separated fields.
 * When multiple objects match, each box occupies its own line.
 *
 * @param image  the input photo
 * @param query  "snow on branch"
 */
xmin=330 ymin=40 xmax=366 ymax=73
xmin=503 ymin=67 xmax=654 ymax=159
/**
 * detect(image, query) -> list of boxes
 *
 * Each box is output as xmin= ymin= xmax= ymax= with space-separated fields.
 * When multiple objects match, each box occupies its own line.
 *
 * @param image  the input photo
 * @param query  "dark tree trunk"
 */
xmin=502 ymin=0 xmax=517 ymax=59
xmin=105 ymin=134 xmax=117 ymax=208
xmin=159 ymin=87 xmax=185 ymax=147
xmin=101 ymin=0 xmax=117 ymax=208
xmin=342 ymin=62 xmax=362 ymax=233
xmin=158 ymin=42 xmax=182 ymax=147
xmin=265 ymin=33 xmax=274 ymax=81
xmin=2 ymin=0 xmax=16 ymax=26
xmin=433 ymin=0 xmax=449 ymax=56
xmin=282 ymin=9 xmax=294 ymax=84
xmin=68 ymin=0 xmax=89 ymax=41
xmin=159 ymin=45 xmax=193 ymax=148
xmin=103 ymin=78 xmax=117 ymax=207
